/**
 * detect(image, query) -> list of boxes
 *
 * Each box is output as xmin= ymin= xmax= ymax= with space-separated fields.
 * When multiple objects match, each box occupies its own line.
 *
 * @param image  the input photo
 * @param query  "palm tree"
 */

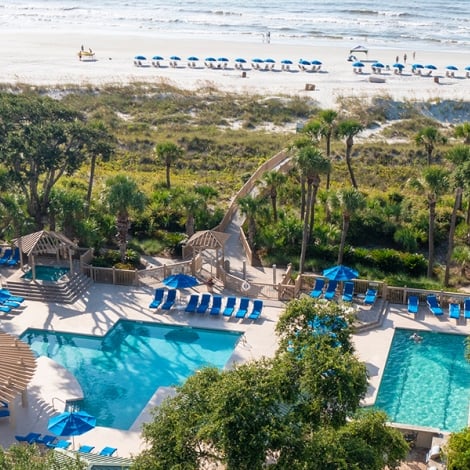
xmin=104 ymin=174 xmax=146 ymax=261
xmin=330 ymin=188 xmax=366 ymax=265
xmin=318 ymin=109 xmax=338 ymax=189
xmin=447 ymin=145 xmax=470 ymax=224
xmin=410 ymin=167 xmax=450 ymax=278
xmin=444 ymin=187 xmax=463 ymax=287
xmin=415 ymin=126 xmax=447 ymax=165
xmin=260 ymin=170 xmax=286 ymax=223
xmin=455 ymin=122 xmax=470 ymax=145
xmin=178 ymin=192 xmax=203 ymax=237
xmin=337 ymin=119 xmax=363 ymax=189
xmin=296 ymin=146 xmax=331 ymax=273
xmin=238 ymin=195 xmax=260 ymax=248
xmin=155 ymin=142 xmax=184 ymax=188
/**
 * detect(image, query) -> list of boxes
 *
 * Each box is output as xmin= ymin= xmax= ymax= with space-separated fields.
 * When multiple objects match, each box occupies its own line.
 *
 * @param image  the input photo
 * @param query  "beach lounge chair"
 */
xmin=7 ymin=248 xmax=20 ymax=266
xmin=248 ymin=299 xmax=263 ymax=320
xmin=0 ymin=248 xmax=12 ymax=265
xmin=209 ymin=295 xmax=222 ymax=315
xmin=324 ymin=280 xmax=338 ymax=301
xmin=426 ymin=294 xmax=443 ymax=315
xmin=99 ymin=446 xmax=117 ymax=456
xmin=15 ymin=432 xmax=41 ymax=444
xmin=0 ymin=289 xmax=24 ymax=303
xmin=0 ymin=401 xmax=10 ymax=418
xmin=407 ymin=296 xmax=419 ymax=314
xmin=235 ymin=297 xmax=250 ymax=318
xmin=46 ymin=439 xmax=71 ymax=449
xmin=0 ymin=295 xmax=21 ymax=308
xmin=426 ymin=445 xmax=441 ymax=463
xmin=79 ymin=445 xmax=95 ymax=453
xmin=223 ymin=296 xmax=237 ymax=317
xmin=342 ymin=281 xmax=354 ymax=302
xmin=196 ymin=293 xmax=211 ymax=314
xmin=0 ymin=304 xmax=11 ymax=314
xmin=309 ymin=278 xmax=325 ymax=299
xmin=185 ymin=294 xmax=199 ymax=313
xmin=465 ymin=298 xmax=470 ymax=319
xmin=364 ymin=289 xmax=378 ymax=305
xmin=149 ymin=288 xmax=165 ymax=309
xmin=449 ymin=303 xmax=461 ymax=319
xmin=161 ymin=289 xmax=177 ymax=310
xmin=36 ymin=435 xmax=57 ymax=446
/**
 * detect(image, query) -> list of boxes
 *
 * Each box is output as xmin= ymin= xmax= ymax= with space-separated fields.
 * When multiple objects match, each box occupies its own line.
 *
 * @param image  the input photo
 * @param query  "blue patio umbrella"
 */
xmin=205 ymin=57 xmax=216 ymax=62
xmin=264 ymin=58 xmax=276 ymax=63
xmin=218 ymin=57 xmax=229 ymax=62
xmin=170 ymin=55 xmax=181 ymax=61
xmin=393 ymin=63 xmax=405 ymax=69
xmin=299 ymin=59 xmax=311 ymax=65
xmin=425 ymin=64 xmax=437 ymax=70
xmin=134 ymin=55 xmax=147 ymax=60
xmin=48 ymin=411 xmax=96 ymax=438
xmin=322 ymin=265 xmax=359 ymax=281
xmin=311 ymin=59 xmax=322 ymax=65
xmin=152 ymin=55 xmax=164 ymax=61
xmin=352 ymin=61 xmax=364 ymax=67
xmin=235 ymin=58 xmax=247 ymax=63
xmin=412 ymin=63 xmax=424 ymax=69
xmin=372 ymin=62 xmax=384 ymax=68
xmin=466 ymin=66 xmax=470 ymax=71
xmin=163 ymin=273 xmax=199 ymax=289
xmin=187 ymin=56 xmax=199 ymax=61
xmin=446 ymin=65 xmax=458 ymax=70
xmin=281 ymin=59 xmax=293 ymax=64
xmin=252 ymin=58 xmax=264 ymax=63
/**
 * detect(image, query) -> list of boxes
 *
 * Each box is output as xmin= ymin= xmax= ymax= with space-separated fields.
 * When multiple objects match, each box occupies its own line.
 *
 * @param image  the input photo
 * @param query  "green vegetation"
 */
xmin=133 ymin=299 xmax=409 ymax=469
xmin=0 ymin=85 xmax=468 ymax=288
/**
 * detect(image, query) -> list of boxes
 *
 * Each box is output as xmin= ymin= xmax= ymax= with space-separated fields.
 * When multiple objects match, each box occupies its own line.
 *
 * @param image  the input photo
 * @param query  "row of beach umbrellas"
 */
xmin=352 ymin=61 xmax=470 ymax=72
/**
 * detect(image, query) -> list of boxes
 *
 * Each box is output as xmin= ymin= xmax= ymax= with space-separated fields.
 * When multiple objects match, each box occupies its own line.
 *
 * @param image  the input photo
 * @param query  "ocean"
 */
xmin=0 ymin=0 xmax=469 ymax=52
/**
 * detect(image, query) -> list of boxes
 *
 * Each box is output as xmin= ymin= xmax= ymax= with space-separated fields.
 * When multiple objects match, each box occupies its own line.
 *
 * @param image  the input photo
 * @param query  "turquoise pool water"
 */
xmin=21 ymin=321 xmax=242 ymax=429
xmin=374 ymin=328 xmax=470 ymax=432
xmin=22 ymin=265 xmax=69 ymax=281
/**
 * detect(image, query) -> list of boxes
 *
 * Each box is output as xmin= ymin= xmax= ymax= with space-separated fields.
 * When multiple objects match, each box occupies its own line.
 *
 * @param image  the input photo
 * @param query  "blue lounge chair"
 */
xmin=0 ymin=248 xmax=12 ymax=266
xmin=79 ymin=445 xmax=95 ymax=453
xmin=235 ymin=297 xmax=250 ymax=318
xmin=149 ymin=288 xmax=165 ymax=309
xmin=449 ymin=303 xmax=461 ymax=319
xmin=161 ymin=289 xmax=177 ymax=310
xmin=209 ymin=295 xmax=222 ymax=315
xmin=36 ymin=435 xmax=57 ymax=446
xmin=15 ymin=432 xmax=41 ymax=444
xmin=309 ymin=278 xmax=325 ymax=299
xmin=464 ymin=298 xmax=470 ymax=319
xmin=196 ymin=293 xmax=211 ymax=314
xmin=0 ymin=402 xmax=10 ymax=418
xmin=0 ymin=304 xmax=11 ymax=313
xmin=0 ymin=289 xmax=24 ymax=303
xmin=426 ymin=294 xmax=443 ymax=315
xmin=223 ymin=296 xmax=236 ymax=317
xmin=185 ymin=294 xmax=199 ymax=313
xmin=407 ymin=296 xmax=419 ymax=314
xmin=7 ymin=248 xmax=20 ymax=266
xmin=46 ymin=439 xmax=71 ymax=449
xmin=364 ymin=289 xmax=378 ymax=305
xmin=342 ymin=281 xmax=354 ymax=302
xmin=324 ymin=280 xmax=338 ymax=300
xmin=99 ymin=446 xmax=117 ymax=456
xmin=0 ymin=295 xmax=21 ymax=308
xmin=248 ymin=299 xmax=263 ymax=320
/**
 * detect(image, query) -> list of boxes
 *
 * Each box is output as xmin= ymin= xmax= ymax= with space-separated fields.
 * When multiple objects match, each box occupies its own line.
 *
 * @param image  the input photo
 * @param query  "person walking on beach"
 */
xmin=403 ymin=53 xmax=407 ymax=63
xmin=395 ymin=55 xmax=399 ymax=63
xmin=266 ymin=31 xmax=271 ymax=43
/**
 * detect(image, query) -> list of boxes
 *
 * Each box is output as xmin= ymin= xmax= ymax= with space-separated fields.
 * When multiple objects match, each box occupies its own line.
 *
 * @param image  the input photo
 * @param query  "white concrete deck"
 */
xmin=1 ymin=282 xmax=469 ymax=459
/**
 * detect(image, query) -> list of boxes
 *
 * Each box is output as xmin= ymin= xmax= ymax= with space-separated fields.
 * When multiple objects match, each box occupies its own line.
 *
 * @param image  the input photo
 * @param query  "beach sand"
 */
xmin=1 ymin=31 xmax=469 ymax=109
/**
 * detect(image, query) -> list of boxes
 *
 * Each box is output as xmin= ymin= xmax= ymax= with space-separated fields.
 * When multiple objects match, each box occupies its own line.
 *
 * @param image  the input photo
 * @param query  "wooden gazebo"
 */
xmin=13 ymin=231 xmax=77 ymax=281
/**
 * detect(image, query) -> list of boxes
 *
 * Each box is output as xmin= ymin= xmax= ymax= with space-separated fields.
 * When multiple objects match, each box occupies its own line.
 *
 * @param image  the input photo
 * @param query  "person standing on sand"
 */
xmin=403 ymin=53 xmax=407 ymax=63
xmin=395 ymin=55 xmax=399 ymax=63
xmin=266 ymin=31 xmax=271 ymax=43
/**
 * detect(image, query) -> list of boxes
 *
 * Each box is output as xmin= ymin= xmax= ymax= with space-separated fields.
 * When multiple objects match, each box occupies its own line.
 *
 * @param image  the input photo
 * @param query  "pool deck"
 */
xmin=0 ymin=280 xmax=469 ymax=460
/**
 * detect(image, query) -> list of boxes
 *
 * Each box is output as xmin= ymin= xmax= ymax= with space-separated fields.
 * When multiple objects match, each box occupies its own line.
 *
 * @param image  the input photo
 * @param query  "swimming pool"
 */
xmin=22 ymin=265 xmax=69 ymax=281
xmin=374 ymin=328 xmax=470 ymax=432
xmin=21 ymin=321 xmax=242 ymax=429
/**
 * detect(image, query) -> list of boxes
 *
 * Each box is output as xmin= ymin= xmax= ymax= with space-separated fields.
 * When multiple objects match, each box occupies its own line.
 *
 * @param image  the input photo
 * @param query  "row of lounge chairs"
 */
xmin=309 ymin=279 xmax=378 ymax=305
xmin=149 ymin=288 xmax=177 ymax=310
xmin=14 ymin=432 xmax=117 ymax=455
xmin=0 ymin=288 xmax=25 ymax=314
xmin=408 ymin=294 xmax=470 ymax=319
xmin=184 ymin=294 xmax=263 ymax=320
xmin=0 ymin=247 xmax=20 ymax=267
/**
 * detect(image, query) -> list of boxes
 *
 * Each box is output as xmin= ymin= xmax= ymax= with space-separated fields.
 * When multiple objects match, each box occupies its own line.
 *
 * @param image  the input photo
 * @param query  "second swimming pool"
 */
xmin=22 ymin=321 xmax=242 ymax=429
xmin=374 ymin=328 xmax=470 ymax=432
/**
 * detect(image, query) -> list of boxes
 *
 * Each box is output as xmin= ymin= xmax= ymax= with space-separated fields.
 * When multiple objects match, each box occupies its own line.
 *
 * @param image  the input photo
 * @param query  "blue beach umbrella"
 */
xmin=163 ymin=273 xmax=199 ymax=289
xmin=299 ymin=59 xmax=311 ymax=65
xmin=393 ymin=63 xmax=405 ymax=69
xmin=134 ymin=55 xmax=147 ymax=61
xmin=465 ymin=66 xmax=470 ymax=71
xmin=412 ymin=63 xmax=424 ymax=69
xmin=281 ymin=59 xmax=293 ymax=65
xmin=252 ymin=58 xmax=264 ymax=63
xmin=311 ymin=59 xmax=322 ymax=65
xmin=352 ymin=61 xmax=364 ymax=68
xmin=322 ymin=265 xmax=359 ymax=281
xmin=152 ymin=55 xmax=164 ymax=61
xmin=372 ymin=62 xmax=384 ymax=68
xmin=187 ymin=56 xmax=199 ymax=61
xmin=446 ymin=65 xmax=458 ymax=70
xmin=425 ymin=64 xmax=437 ymax=70
xmin=170 ymin=55 xmax=181 ymax=61
xmin=205 ymin=57 xmax=216 ymax=62
xmin=218 ymin=57 xmax=229 ymax=62
xmin=235 ymin=57 xmax=247 ymax=63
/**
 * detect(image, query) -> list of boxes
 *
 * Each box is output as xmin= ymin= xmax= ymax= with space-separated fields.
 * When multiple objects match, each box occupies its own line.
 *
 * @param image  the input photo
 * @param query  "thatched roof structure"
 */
xmin=13 ymin=230 xmax=77 ymax=256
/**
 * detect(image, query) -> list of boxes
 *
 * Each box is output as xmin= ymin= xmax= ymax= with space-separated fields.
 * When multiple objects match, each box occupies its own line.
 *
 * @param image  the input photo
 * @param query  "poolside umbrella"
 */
xmin=352 ymin=61 xmax=364 ymax=67
xmin=446 ymin=65 xmax=458 ymax=70
xmin=322 ymin=265 xmax=359 ymax=281
xmin=48 ymin=410 xmax=96 ymax=448
xmin=163 ymin=273 xmax=199 ymax=289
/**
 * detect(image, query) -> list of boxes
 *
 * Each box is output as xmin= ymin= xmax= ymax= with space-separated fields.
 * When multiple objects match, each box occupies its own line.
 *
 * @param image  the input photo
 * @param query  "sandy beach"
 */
xmin=1 ymin=31 xmax=469 ymax=109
